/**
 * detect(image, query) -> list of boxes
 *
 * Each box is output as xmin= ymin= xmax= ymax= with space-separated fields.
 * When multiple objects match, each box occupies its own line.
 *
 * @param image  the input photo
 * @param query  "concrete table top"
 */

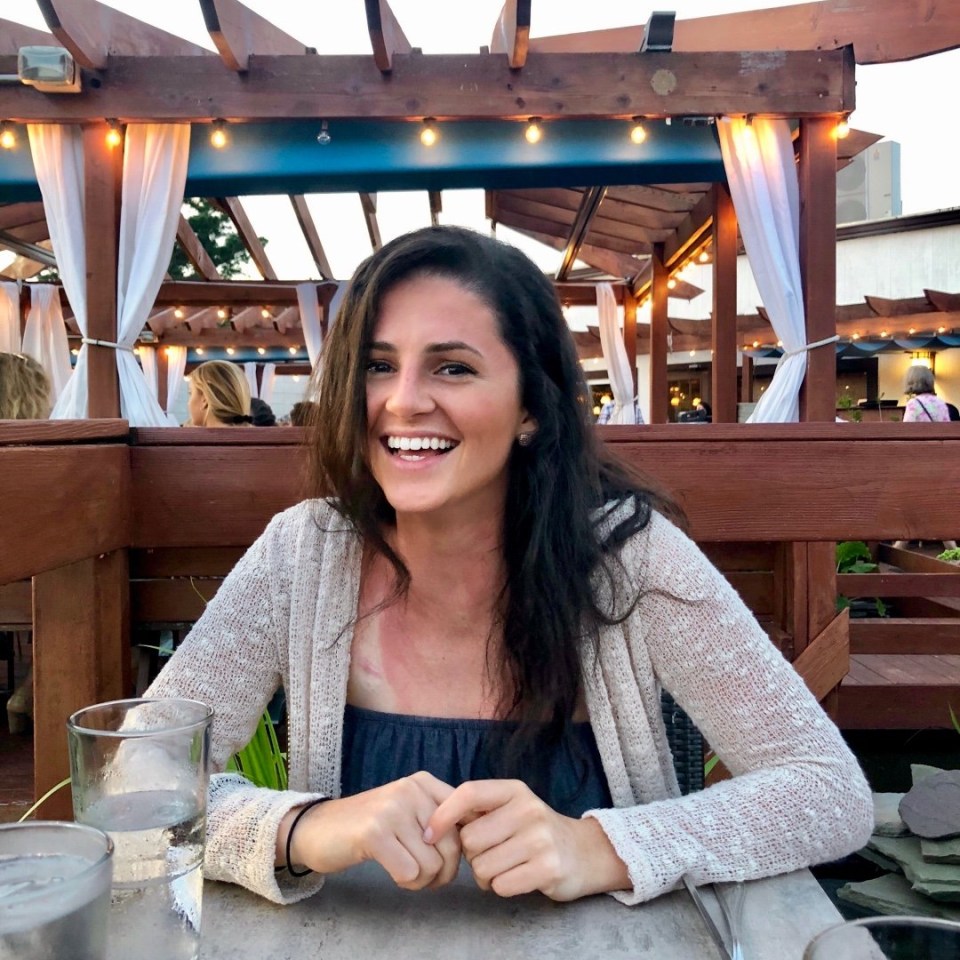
xmin=200 ymin=864 xmax=843 ymax=959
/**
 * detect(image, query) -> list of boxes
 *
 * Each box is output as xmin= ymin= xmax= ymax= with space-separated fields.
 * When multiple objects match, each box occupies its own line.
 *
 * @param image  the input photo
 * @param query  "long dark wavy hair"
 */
xmin=307 ymin=225 xmax=668 ymax=789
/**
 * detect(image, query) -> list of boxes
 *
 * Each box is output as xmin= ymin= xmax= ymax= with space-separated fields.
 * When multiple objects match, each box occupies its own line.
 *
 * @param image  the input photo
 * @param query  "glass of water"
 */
xmin=67 ymin=698 xmax=213 ymax=960
xmin=0 ymin=820 xmax=113 ymax=960
xmin=804 ymin=915 xmax=960 ymax=959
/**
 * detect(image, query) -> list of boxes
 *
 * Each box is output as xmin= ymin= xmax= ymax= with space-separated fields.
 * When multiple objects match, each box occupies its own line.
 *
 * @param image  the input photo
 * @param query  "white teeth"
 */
xmin=386 ymin=436 xmax=455 ymax=451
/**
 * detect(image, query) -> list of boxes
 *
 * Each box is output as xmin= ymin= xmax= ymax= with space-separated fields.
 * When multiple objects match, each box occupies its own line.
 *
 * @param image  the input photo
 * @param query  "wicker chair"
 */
xmin=660 ymin=690 xmax=705 ymax=795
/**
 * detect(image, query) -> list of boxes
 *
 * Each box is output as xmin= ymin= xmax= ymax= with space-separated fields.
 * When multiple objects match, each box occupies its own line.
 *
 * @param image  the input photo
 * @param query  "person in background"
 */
xmin=0 ymin=352 xmax=52 ymax=733
xmin=902 ymin=366 xmax=950 ymax=422
xmin=186 ymin=360 xmax=253 ymax=427
xmin=289 ymin=400 xmax=319 ymax=428
xmin=0 ymin=351 xmax=51 ymax=420
xmin=893 ymin=365 xmax=956 ymax=549
xmin=250 ymin=397 xmax=277 ymax=427
xmin=146 ymin=225 xmax=871 ymax=907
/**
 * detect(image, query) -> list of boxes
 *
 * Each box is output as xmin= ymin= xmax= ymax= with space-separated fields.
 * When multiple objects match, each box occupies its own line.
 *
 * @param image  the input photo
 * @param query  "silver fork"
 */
xmin=715 ymin=882 xmax=746 ymax=960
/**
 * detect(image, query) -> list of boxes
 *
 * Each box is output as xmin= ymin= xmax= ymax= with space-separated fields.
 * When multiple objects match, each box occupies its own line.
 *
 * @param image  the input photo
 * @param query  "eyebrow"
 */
xmin=368 ymin=340 xmax=483 ymax=358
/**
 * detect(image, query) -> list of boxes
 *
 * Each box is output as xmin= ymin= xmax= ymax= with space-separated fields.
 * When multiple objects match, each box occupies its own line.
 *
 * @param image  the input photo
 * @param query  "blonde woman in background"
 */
xmin=0 ymin=352 xmax=51 ymax=420
xmin=187 ymin=359 xmax=253 ymax=427
xmin=1 ymin=352 xmax=52 ymax=732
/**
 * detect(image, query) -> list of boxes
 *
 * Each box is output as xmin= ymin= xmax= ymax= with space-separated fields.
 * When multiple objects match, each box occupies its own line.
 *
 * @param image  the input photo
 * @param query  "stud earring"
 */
xmin=518 ymin=432 xmax=534 ymax=447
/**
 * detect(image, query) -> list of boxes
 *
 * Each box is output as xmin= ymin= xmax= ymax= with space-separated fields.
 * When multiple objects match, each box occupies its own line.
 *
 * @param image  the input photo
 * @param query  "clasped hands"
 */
xmin=285 ymin=771 xmax=628 ymax=900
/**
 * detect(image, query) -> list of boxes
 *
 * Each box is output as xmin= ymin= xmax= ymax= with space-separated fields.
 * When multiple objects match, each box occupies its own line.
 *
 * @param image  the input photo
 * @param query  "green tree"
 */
xmin=168 ymin=199 xmax=265 ymax=279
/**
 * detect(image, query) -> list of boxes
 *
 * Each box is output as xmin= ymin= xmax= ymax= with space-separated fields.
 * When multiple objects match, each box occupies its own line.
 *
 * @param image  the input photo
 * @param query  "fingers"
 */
xmin=425 ymin=779 xmax=522 ymax=844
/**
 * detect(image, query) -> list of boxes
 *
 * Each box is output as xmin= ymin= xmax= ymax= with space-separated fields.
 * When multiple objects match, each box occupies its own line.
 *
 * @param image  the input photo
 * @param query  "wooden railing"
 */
xmin=3 ymin=420 xmax=959 ymax=809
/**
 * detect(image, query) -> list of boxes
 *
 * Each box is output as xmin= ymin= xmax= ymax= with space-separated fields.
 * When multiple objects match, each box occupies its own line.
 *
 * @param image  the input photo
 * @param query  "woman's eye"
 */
xmin=365 ymin=359 xmax=393 ymax=374
xmin=437 ymin=361 xmax=475 ymax=376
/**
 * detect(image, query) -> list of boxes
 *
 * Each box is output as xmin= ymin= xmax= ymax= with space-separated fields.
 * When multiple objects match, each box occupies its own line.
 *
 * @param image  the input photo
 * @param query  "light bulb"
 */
xmin=105 ymin=121 xmax=122 ymax=148
xmin=261 ymin=307 xmax=271 ymax=319
xmin=525 ymin=118 xmax=542 ymax=144
xmin=217 ymin=307 xmax=228 ymax=321
xmin=210 ymin=120 xmax=228 ymax=149
xmin=257 ymin=346 xmax=266 ymax=355
xmin=698 ymin=250 xmax=710 ymax=263
xmin=629 ymin=118 xmax=646 ymax=144
xmin=316 ymin=120 xmax=331 ymax=145
xmin=288 ymin=346 xmax=298 ymax=355
xmin=195 ymin=347 xmax=205 ymax=355
xmin=420 ymin=119 xmax=438 ymax=147
xmin=226 ymin=346 xmax=236 ymax=355
xmin=667 ymin=278 xmax=677 ymax=290
xmin=834 ymin=118 xmax=850 ymax=140
xmin=0 ymin=123 xmax=17 ymax=150
xmin=173 ymin=307 xmax=185 ymax=319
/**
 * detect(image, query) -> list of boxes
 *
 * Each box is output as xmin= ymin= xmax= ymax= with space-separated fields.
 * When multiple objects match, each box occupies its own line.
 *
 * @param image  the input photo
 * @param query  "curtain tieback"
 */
xmin=782 ymin=334 xmax=839 ymax=359
xmin=81 ymin=337 xmax=134 ymax=352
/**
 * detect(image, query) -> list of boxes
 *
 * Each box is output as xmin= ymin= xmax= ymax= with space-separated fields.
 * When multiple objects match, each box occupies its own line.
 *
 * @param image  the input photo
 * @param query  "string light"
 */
xmin=938 ymin=326 xmax=947 ymax=334
xmin=260 ymin=307 xmax=272 ymax=319
xmin=257 ymin=346 xmax=266 ymax=355
xmin=0 ymin=122 xmax=17 ymax=150
xmin=419 ymin=118 xmax=438 ymax=147
xmin=834 ymin=116 xmax=850 ymax=140
xmin=105 ymin=120 xmax=122 ymax=148
xmin=195 ymin=347 xmax=205 ymax=356
xmin=316 ymin=120 xmax=331 ymax=146
xmin=288 ymin=346 xmax=298 ymax=355
xmin=174 ymin=306 xmax=185 ymax=319
xmin=697 ymin=249 xmax=710 ymax=264
xmin=210 ymin=120 xmax=228 ymax=149
xmin=666 ymin=278 xmax=677 ymax=290
xmin=216 ymin=307 xmax=228 ymax=321
xmin=908 ymin=327 xmax=916 ymax=335
xmin=225 ymin=346 xmax=236 ymax=355
xmin=524 ymin=118 xmax=542 ymax=144
xmin=629 ymin=117 xmax=646 ymax=144
xmin=852 ymin=332 xmax=861 ymax=340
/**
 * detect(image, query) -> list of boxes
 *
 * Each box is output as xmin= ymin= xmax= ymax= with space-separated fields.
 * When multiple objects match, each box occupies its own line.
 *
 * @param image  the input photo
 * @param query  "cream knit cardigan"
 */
xmin=147 ymin=499 xmax=873 ymax=905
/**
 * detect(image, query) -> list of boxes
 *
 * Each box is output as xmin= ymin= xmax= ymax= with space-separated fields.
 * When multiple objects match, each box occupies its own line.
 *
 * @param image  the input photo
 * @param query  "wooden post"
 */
xmin=711 ymin=184 xmax=738 ymax=423
xmin=740 ymin=354 xmax=754 ymax=404
xmin=623 ymin=288 xmax=638 ymax=408
xmin=649 ymin=244 xmax=669 ymax=424
xmin=32 ymin=551 xmax=130 ymax=817
xmin=19 ymin=281 xmax=29 ymax=341
xmin=83 ymin=123 xmax=122 ymax=419
xmin=156 ymin=346 xmax=169 ymax=411
xmin=798 ymin=117 xmax=841 ymax=710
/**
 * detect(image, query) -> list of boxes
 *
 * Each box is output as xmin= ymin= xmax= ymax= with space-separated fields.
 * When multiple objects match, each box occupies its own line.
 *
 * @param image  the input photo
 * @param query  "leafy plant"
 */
xmin=937 ymin=548 xmax=960 ymax=564
xmin=227 ymin=712 xmax=288 ymax=790
xmin=951 ymin=704 xmax=960 ymax=736
xmin=836 ymin=541 xmax=888 ymax=617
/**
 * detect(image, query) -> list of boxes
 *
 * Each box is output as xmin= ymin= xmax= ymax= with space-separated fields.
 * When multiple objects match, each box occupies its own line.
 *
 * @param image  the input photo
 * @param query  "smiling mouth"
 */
xmin=382 ymin=436 xmax=459 ymax=458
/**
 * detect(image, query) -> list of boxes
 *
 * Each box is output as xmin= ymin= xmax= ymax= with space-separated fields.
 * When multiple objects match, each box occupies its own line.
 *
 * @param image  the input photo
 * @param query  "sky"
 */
xmin=4 ymin=0 xmax=960 ymax=286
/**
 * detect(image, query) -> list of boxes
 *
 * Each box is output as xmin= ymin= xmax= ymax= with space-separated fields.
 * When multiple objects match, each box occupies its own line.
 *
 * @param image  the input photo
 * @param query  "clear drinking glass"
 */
xmin=0 ymin=820 xmax=113 ymax=960
xmin=804 ymin=915 xmax=960 ymax=959
xmin=67 ymin=698 xmax=213 ymax=960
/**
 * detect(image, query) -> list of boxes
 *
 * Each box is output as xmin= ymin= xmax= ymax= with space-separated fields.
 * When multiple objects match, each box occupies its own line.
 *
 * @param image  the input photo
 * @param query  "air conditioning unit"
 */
xmin=17 ymin=46 xmax=81 ymax=94
xmin=836 ymin=141 xmax=901 ymax=225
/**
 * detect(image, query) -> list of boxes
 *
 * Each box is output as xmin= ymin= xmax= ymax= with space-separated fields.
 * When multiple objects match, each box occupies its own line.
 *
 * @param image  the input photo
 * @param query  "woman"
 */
xmin=148 ymin=226 xmax=872 ymax=905
xmin=186 ymin=360 xmax=253 ymax=426
xmin=902 ymin=365 xmax=951 ymax=422
xmin=0 ymin=351 xmax=51 ymax=420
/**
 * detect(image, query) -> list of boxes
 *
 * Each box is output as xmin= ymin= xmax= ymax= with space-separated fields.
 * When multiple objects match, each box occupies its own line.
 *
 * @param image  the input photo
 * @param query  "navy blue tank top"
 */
xmin=341 ymin=704 xmax=613 ymax=818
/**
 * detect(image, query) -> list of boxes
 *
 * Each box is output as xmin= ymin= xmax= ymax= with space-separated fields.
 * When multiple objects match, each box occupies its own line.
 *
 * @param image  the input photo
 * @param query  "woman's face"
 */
xmin=365 ymin=274 xmax=536 ymax=524
xmin=187 ymin=378 xmax=207 ymax=426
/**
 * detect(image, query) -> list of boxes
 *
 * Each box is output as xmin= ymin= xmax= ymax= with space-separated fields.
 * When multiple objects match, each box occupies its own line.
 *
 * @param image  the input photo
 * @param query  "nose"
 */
xmin=384 ymin=367 xmax=435 ymax=419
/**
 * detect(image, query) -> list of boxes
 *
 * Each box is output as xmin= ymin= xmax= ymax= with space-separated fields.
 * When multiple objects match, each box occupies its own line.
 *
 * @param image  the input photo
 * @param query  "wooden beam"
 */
xmin=359 ymin=193 xmax=382 ymax=251
xmin=711 ymin=184 xmax=738 ymax=424
xmin=428 ymin=191 xmax=442 ymax=228
xmin=740 ymin=353 xmax=754 ymax=403
xmin=799 ymin=117 xmax=838 ymax=423
xmin=0 ymin=49 xmax=855 ymax=122
xmin=199 ymin=0 xmax=308 ymax=72
xmin=364 ymin=0 xmax=413 ymax=74
xmin=84 ymin=123 xmax=121 ymax=419
xmin=662 ymin=190 xmax=714 ymax=268
xmin=0 ymin=18 xmax=55 ymax=53
xmin=214 ymin=197 xmax=277 ymax=279
xmin=528 ymin=0 xmax=960 ymax=65
xmin=490 ymin=0 xmax=532 ymax=69
xmin=156 ymin=279 xmax=335 ymax=305
xmin=649 ymin=244 xmax=669 ymax=424
xmin=623 ymin=289 xmax=638 ymax=402
xmin=290 ymin=196 xmax=333 ymax=280
xmin=556 ymin=187 xmax=608 ymax=281
xmin=792 ymin=609 xmax=849 ymax=703
xmin=36 ymin=0 xmax=209 ymax=71
xmin=0 ymin=203 xmax=47 ymax=232
xmin=176 ymin=214 xmax=221 ymax=281
xmin=508 ymin=225 xmax=646 ymax=285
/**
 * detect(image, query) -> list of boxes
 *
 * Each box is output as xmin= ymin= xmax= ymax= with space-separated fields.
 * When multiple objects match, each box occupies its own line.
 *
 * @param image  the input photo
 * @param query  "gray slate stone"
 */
xmin=838 ymin=874 xmax=960 ymax=922
xmin=922 ymin=837 xmax=960 ymax=864
xmin=899 ymin=769 xmax=960 ymax=840
xmin=868 ymin=836 xmax=960 ymax=901
xmin=872 ymin=792 xmax=909 ymax=837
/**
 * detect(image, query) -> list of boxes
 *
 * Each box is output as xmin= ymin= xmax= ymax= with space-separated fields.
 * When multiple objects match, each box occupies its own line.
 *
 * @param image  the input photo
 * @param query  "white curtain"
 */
xmin=296 ymin=283 xmax=323 ymax=367
xmin=140 ymin=346 xmax=159 ymax=400
xmin=27 ymin=124 xmax=88 ymax=420
xmin=259 ymin=362 xmax=277 ymax=404
xmin=717 ymin=117 xmax=835 ymax=423
xmin=244 ymin=362 xmax=259 ymax=399
xmin=0 ymin=281 xmax=20 ymax=353
xmin=164 ymin=345 xmax=187 ymax=425
xmin=115 ymin=124 xmax=191 ymax=426
xmin=22 ymin=284 xmax=72 ymax=401
xmin=596 ymin=282 xmax=636 ymax=424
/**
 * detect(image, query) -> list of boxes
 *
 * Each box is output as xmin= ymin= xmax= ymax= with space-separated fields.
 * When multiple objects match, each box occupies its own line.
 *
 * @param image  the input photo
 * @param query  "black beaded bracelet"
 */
xmin=285 ymin=798 xmax=328 ymax=878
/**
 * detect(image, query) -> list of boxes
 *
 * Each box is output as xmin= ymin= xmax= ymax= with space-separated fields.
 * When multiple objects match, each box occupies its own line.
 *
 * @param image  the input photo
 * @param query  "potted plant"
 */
xmin=836 ymin=541 xmax=889 ymax=618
